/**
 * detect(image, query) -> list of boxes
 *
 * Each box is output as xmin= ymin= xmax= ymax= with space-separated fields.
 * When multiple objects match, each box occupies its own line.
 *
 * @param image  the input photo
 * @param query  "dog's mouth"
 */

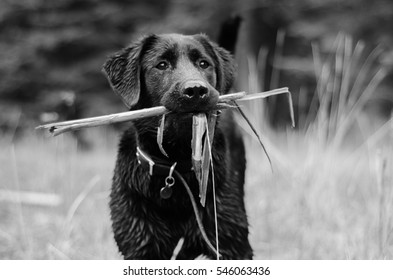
xmin=161 ymin=80 xmax=219 ymax=114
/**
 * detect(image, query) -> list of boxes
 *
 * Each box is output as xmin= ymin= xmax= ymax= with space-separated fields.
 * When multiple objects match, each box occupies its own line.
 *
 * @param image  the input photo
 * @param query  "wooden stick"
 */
xmin=36 ymin=88 xmax=290 ymax=136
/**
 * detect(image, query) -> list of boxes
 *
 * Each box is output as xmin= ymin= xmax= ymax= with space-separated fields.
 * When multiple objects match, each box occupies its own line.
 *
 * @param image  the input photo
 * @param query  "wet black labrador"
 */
xmin=103 ymin=34 xmax=252 ymax=259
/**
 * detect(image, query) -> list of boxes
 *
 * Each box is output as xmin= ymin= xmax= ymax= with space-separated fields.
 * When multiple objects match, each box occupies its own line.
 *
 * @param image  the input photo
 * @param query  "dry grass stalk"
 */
xmin=236 ymin=87 xmax=295 ymax=128
xmin=191 ymin=112 xmax=218 ymax=206
xmin=192 ymin=113 xmax=207 ymax=182
xmin=0 ymin=190 xmax=62 ymax=207
xmin=157 ymin=113 xmax=169 ymax=157
xmin=36 ymin=88 xmax=291 ymax=136
xmin=200 ymin=113 xmax=217 ymax=206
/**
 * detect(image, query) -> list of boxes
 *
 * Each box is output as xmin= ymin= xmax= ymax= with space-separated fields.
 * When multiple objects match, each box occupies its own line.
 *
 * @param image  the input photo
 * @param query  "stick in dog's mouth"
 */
xmin=36 ymin=88 xmax=293 ymax=136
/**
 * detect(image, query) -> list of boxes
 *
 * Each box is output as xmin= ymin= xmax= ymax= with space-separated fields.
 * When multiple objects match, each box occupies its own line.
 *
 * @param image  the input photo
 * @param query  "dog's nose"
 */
xmin=183 ymin=81 xmax=208 ymax=98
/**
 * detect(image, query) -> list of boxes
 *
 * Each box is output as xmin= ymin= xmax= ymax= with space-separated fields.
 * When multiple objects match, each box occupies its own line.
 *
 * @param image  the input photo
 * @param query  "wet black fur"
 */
xmin=103 ymin=34 xmax=253 ymax=260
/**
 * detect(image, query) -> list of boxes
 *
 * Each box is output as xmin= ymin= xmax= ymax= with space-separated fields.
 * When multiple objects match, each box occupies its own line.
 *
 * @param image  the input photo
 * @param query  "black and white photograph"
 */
xmin=1 ymin=0 xmax=393 ymax=264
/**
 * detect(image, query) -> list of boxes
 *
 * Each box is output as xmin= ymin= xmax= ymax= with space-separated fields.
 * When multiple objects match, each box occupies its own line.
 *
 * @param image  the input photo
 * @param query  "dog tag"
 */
xmin=160 ymin=185 xmax=173 ymax=199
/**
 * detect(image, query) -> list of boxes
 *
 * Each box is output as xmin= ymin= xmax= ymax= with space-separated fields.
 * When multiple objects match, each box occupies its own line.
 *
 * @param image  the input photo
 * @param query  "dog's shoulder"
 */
xmin=117 ymin=124 xmax=138 ymax=154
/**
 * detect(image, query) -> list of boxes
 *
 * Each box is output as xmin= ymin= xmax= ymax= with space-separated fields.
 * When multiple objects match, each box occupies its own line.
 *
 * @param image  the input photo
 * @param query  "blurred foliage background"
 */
xmin=0 ymin=0 xmax=392 ymax=132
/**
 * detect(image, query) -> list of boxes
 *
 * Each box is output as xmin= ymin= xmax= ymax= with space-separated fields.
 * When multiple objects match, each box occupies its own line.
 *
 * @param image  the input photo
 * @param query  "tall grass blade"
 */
xmin=234 ymin=101 xmax=272 ymax=169
xmin=64 ymin=175 xmax=100 ymax=234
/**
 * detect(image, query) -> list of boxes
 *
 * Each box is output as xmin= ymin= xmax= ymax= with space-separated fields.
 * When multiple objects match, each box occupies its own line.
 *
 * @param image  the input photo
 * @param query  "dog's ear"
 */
xmin=102 ymin=35 xmax=156 ymax=108
xmin=195 ymin=34 xmax=236 ymax=94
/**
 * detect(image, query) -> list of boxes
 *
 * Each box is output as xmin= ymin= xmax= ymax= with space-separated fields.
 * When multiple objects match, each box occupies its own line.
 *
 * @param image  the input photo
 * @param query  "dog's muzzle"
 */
xmin=162 ymin=80 xmax=219 ymax=113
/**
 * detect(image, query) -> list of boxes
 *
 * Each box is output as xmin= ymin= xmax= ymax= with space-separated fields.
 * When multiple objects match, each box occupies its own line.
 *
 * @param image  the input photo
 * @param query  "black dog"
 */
xmin=103 ymin=34 xmax=252 ymax=260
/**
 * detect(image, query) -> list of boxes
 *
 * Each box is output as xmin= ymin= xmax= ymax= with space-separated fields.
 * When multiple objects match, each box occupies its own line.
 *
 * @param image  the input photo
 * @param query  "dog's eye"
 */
xmin=156 ymin=61 xmax=169 ymax=70
xmin=199 ymin=60 xmax=210 ymax=69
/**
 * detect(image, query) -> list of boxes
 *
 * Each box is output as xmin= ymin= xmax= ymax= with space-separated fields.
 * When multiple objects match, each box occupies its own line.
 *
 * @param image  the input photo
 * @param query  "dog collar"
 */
xmin=136 ymin=147 xmax=194 ymax=199
xmin=136 ymin=147 xmax=193 ymax=176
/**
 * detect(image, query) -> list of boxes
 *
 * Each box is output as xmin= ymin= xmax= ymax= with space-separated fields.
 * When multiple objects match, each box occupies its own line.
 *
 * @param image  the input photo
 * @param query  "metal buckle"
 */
xmin=136 ymin=147 xmax=155 ymax=176
xmin=165 ymin=162 xmax=177 ymax=186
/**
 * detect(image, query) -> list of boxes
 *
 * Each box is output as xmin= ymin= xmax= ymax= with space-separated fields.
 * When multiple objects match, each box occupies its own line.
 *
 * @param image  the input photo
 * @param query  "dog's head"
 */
xmin=103 ymin=34 xmax=235 ymax=113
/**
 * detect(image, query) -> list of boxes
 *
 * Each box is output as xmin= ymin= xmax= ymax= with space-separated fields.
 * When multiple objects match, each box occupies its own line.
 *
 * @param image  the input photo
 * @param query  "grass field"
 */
xmin=0 ymin=129 xmax=120 ymax=259
xmin=245 ymin=123 xmax=393 ymax=259
xmin=1 ymin=35 xmax=392 ymax=260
